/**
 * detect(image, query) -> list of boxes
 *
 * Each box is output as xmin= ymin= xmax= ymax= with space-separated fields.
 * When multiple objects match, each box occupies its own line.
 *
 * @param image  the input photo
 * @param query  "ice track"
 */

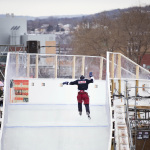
xmin=2 ymin=104 xmax=109 ymax=150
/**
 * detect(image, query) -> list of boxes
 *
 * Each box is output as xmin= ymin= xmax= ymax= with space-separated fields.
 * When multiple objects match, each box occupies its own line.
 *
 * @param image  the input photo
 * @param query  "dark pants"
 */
xmin=78 ymin=103 xmax=90 ymax=114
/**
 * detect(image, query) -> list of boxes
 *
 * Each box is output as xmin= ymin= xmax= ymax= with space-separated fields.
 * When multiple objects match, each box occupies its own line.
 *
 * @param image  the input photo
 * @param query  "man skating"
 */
xmin=63 ymin=72 xmax=94 ymax=119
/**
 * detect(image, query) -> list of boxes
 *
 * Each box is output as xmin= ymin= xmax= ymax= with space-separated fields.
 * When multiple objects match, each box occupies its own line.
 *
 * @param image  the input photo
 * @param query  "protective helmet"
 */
xmin=80 ymin=75 xmax=85 ymax=80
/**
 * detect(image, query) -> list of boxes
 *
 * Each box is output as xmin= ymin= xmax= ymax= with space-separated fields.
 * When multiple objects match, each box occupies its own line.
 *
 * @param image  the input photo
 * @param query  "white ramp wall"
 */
xmin=1 ymin=79 xmax=109 ymax=150
xmin=28 ymin=79 xmax=106 ymax=104
xmin=0 ymin=52 xmax=111 ymax=150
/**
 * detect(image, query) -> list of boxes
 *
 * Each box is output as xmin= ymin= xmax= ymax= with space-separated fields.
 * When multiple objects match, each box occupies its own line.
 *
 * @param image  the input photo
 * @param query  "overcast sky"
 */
xmin=0 ymin=0 xmax=150 ymax=17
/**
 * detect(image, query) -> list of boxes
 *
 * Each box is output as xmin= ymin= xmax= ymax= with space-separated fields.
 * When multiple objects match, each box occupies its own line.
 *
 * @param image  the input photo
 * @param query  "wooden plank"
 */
xmin=136 ymin=80 xmax=139 ymax=96
xmin=117 ymin=54 xmax=121 ymax=78
xmin=45 ymin=41 xmax=56 ymax=54
xmin=99 ymin=57 xmax=103 ymax=80
xmin=117 ymin=54 xmax=121 ymax=95
xmin=118 ymin=79 xmax=121 ymax=95
xmin=81 ymin=56 xmax=85 ymax=75
xmin=111 ymin=54 xmax=115 ymax=95
xmin=136 ymin=65 xmax=139 ymax=79
xmin=111 ymin=80 xmax=114 ymax=95
xmin=27 ymin=54 xmax=30 ymax=77
xmin=16 ymin=53 xmax=19 ymax=76
xmin=136 ymin=65 xmax=139 ymax=96
xmin=72 ymin=56 xmax=76 ymax=79
xmin=111 ymin=54 xmax=114 ymax=78
xmin=136 ymin=106 xmax=150 ymax=109
xmin=35 ymin=54 xmax=38 ymax=78
xmin=55 ymin=55 xmax=57 ymax=78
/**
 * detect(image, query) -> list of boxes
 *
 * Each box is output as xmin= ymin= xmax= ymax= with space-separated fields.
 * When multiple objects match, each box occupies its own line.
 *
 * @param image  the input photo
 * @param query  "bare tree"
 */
xmin=71 ymin=12 xmax=125 ymax=56
xmin=116 ymin=7 xmax=150 ymax=64
xmin=71 ymin=14 xmax=113 ymax=56
xmin=71 ymin=6 xmax=150 ymax=65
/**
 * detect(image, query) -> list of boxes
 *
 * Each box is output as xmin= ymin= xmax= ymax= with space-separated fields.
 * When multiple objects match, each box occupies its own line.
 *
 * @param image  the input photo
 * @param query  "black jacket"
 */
xmin=69 ymin=77 xmax=94 ymax=90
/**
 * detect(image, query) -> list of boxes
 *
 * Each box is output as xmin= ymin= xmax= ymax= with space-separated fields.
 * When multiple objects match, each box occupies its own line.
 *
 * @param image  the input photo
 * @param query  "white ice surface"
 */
xmin=2 ymin=104 xmax=109 ymax=150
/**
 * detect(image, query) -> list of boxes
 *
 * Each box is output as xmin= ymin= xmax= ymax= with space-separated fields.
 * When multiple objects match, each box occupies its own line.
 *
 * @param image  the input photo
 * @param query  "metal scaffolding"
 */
xmin=124 ymin=80 xmax=150 ymax=150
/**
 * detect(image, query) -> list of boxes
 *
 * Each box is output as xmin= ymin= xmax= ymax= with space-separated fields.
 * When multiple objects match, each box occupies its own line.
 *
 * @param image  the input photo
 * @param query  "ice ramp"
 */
xmin=3 ymin=104 xmax=109 ymax=150
xmin=1 ymin=79 xmax=110 ymax=150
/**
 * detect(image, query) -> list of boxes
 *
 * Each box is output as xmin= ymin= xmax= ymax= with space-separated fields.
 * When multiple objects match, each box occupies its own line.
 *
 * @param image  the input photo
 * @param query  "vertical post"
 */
xmin=117 ymin=54 xmax=121 ymax=78
xmin=136 ymin=65 xmax=139 ymax=96
xmin=27 ymin=54 xmax=30 ymax=78
xmin=136 ymin=65 xmax=140 ymax=122
xmin=16 ymin=53 xmax=19 ymax=77
xmin=118 ymin=80 xmax=121 ymax=95
xmin=81 ymin=56 xmax=85 ymax=75
xmin=35 ymin=54 xmax=38 ymax=78
xmin=55 ymin=55 xmax=57 ymax=78
xmin=99 ymin=57 xmax=103 ymax=80
xmin=117 ymin=54 xmax=121 ymax=94
xmin=111 ymin=54 xmax=114 ymax=78
xmin=111 ymin=54 xmax=114 ymax=94
xmin=72 ymin=56 xmax=76 ymax=79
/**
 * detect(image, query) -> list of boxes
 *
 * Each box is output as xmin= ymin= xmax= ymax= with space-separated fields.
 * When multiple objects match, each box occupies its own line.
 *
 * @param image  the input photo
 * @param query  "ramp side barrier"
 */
xmin=107 ymin=52 xmax=150 ymax=150
xmin=14 ymin=53 xmax=106 ymax=80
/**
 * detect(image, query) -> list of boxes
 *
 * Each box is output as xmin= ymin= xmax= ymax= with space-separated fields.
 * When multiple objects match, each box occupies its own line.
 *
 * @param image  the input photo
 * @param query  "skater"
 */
xmin=63 ymin=72 xmax=94 ymax=119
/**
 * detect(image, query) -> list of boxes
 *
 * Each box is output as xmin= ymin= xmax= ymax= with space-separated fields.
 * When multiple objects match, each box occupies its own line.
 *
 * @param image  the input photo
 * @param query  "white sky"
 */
xmin=0 ymin=0 xmax=150 ymax=17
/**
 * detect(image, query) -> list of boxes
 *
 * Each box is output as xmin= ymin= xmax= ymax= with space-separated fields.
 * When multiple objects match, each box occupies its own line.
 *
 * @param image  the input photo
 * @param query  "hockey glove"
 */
xmin=63 ymin=82 xmax=69 ymax=85
xmin=89 ymin=72 xmax=93 ymax=77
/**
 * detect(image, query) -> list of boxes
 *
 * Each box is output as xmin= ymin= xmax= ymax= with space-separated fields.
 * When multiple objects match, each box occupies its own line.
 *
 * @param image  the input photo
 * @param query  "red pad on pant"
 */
xmin=77 ymin=91 xmax=89 ymax=104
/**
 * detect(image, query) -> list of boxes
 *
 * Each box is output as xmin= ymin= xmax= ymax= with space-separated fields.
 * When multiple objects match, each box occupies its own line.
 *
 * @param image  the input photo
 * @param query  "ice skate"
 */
xmin=79 ymin=111 xmax=82 ymax=116
xmin=86 ymin=112 xmax=91 ymax=119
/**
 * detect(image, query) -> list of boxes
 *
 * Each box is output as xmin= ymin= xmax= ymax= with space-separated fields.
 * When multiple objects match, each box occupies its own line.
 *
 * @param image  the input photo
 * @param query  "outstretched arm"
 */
xmin=69 ymin=80 xmax=78 ymax=85
xmin=88 ymin=72 xmax=94 ymax=83
xmin=62 ymin=80 xmax=78 ymax=85
xmin=62 ymin=81 xmax=69 ymax=85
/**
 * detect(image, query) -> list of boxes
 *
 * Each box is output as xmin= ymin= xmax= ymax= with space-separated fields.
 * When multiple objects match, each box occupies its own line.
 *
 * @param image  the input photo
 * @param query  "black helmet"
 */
xmin=80 ymin=75 xmax=85 ymax=80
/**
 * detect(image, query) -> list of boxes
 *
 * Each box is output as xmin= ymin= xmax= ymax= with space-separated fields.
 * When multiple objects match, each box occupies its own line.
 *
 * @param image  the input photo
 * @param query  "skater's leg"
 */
xmin=83 ymin=92 xmax=91 ymax=119
xmin=85 ymin=104 xmax=91 ymax=119
xmin=78 ymin=102 xmax=82 ymax=112
xmin=85 ymin=104 xmax=90 ymax=114
xmin=77 ymin=92 xmax=82 ymax=115
xmin=83 ymin=92 xmax=90 ymax=113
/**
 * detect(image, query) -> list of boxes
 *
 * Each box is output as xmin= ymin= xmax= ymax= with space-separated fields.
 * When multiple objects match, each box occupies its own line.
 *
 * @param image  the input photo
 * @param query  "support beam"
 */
xmin=81 ymin=56 xmax=85 ymax=75
xmin=111 ymin=54 xmax=115 ymax=94
xmin=99 ymin=57 xmax=103 ymax=80
xmin=118 ymin=80 xmax=121 ymax=95
xmin=136 ymin=65 xmax=139 ymax=96
xmin=111 ymin=54 xmax=114 ymax=78
xmin=117 ymin=54 xmax=121 ymax=94
xmin=117 ymin=54 xmax=121 ymax=78
xmin=35 ymin=54 xmax=38 ymax=78
xmin=136 ymin=65 xmax=139 ymax=79
xmin=16 ymin=53 xmax=19 ymax=77
xmin=72 ymin=56 xmax=76 ymax=79
xmin=55 ymin=55 xmax=57 ymax=78
xmin=27 ymin=54 xmax=30 ymax=78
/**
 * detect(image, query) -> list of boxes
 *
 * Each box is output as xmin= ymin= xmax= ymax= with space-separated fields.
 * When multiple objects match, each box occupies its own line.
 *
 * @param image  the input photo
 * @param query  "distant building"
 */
xmin=22 ymin=34 xmax=56 ymax=54
xmin=0 ymin=14 xmax=56 ymax=54
xmin=0 ymin=14 xmax=27 ymax=45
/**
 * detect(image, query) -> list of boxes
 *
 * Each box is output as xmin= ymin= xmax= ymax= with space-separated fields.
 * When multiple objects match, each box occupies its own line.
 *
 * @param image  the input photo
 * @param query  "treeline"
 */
xmin=71 ymin=6 xmax=150 ymax=65
xmin=27 ymin=6 xmax=150 ymax=32
xmin=27 ymin=6 xmax=150 ymax=65
xmin=27 ymin=7 xmax=128 ymax=31
xmin=27 ymin=16 xmax=86 ymax=31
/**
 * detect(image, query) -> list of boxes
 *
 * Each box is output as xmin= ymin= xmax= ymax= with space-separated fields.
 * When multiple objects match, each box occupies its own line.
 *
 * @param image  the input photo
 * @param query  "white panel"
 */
xmin=28 ymin=79 xmax=106 ymax=105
